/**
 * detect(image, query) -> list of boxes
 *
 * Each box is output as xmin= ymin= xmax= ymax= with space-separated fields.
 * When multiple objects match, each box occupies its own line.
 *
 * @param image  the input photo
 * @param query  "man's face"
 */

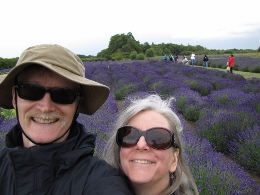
xmin=12 ymin=69 xmax=79 ymax=147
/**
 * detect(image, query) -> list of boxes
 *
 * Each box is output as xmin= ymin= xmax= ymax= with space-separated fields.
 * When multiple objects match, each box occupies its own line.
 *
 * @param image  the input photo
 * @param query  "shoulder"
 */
xmin=84 ymin=157 xmax=133 ymax=194
xmin=88 ymin=157 xmax=123 ymax=177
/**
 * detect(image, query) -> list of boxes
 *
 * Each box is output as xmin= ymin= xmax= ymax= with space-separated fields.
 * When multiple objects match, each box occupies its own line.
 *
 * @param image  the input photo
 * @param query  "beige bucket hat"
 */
xmin=0 ymin=44 xmax=110 ymax=115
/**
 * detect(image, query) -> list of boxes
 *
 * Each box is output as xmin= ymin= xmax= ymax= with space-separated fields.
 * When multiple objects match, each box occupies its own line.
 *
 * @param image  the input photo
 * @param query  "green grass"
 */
xmin=232 ymin=70 xmax=260 ymax=79
xmin=210 ymin=67 xmax=260 ymax=79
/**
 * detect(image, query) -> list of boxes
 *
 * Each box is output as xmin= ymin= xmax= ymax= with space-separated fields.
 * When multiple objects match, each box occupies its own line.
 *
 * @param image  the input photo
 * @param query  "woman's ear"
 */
xmin=170 ymin=149 xmax=179 ymax=173
xmin=12 ymin=86 xmax=16 ymax=109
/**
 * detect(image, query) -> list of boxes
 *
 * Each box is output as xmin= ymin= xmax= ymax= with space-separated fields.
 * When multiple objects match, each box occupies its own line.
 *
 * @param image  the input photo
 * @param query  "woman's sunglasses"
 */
xmin=15 ymin=84 xmax=81 ymax=104
xmin=116 ymin=126 xmax=176 ymax=150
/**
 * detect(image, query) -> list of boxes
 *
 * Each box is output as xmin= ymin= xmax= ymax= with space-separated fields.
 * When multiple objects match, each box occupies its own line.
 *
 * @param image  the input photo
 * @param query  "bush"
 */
xmin=251 ymin=66 xmax=260 ymax=73
xmin=81 ymin=57 xmax=107 ymax=61
xmin=209 ymin=63 xmax=221 ymax=68
xmin=174 ymin=91 xmax=204 ymax=122
xmin=136 ymin=53 xmax=145 ymax=60
xmin=229 ymin=126 xmax=260 ymax=175
xmin=145 ymin=48 xmax=155 ymax=57
xmin=197 ymin=108 xmax=259 ymax=153
xmin=216 ymin=64 xmax=222 ymax=68
xmin=129 ymin=51 xmax=137 ymax=60
xmin=184 ymin=80 xmax=212 ymax=96
xmin=233 ymin=64 xmax=239 ymax=70
xmin=182 ymin=104 xmax=200 ymax=121
xmin=115 ymin=84 xmax=137 ymax=100
xmin=197 ymin=61 xmax=203 ymax=66
xmin=241 ymin=66 xmax=249 ymax=72
xmin=111 ymin=52 xmax=124 ymax=60
xmin=0 ymin=108 xmax=16 ymax=119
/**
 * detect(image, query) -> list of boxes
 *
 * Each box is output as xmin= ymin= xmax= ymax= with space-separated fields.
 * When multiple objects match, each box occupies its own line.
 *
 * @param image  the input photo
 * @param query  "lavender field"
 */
xmin=1 ymin=60 xmax=260 ymax=194
xmin=195 ymin=54 xmax=260 ymax=72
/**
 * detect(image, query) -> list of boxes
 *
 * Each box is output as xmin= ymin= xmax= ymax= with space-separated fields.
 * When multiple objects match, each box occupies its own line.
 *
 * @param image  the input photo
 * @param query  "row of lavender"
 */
xmin=83 ymin=62 xmax=260 ymax=194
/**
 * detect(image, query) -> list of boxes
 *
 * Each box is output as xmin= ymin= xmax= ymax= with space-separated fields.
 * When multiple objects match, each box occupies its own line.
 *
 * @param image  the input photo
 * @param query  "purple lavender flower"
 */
xmin=0 ymin=118 xmax=17 ymax=147
xmin=229 ymin=125 xmax=260 ymax=175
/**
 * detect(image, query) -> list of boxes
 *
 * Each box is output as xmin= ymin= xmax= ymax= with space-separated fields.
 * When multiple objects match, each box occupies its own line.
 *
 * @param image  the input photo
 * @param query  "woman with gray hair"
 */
xmin=103 ymin=94 xmax=199 ymax=195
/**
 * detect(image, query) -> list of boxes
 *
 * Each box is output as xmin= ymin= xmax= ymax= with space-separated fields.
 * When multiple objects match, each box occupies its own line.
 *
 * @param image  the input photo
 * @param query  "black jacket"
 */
xmin=203 ymin=55 xmax=209 ymax=61
xmin=0 ymin=122 xmax=133 ymax=195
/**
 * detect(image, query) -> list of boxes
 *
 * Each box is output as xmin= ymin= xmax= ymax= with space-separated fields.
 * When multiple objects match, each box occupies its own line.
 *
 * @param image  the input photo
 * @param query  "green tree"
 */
xmin=109 ymin=32 xmax=141 ymax=54
xmin=0 ymin=57 xmax=18 ymax=70
xmin=108 ymin=34 xmax=128 ymax=54
xmin=111 ymin=52 xmax=124 ymax=60
xmin=130 ymin=51 xmax=137 ymax=60
xmin=97 ymin=48 xmax=111 ymax=59
xmin=151 ymin=45 xmax=163 ymax=56
xmin=136 ymin=53 xmax=145 ymax=60
xmin=140 ymin=42 xmax=151 ymax=53
xmin=127 ymin=32 xmax=135 ymax=40
xmin=145 ymin=48 xmax=155 ymax=57
xmin=121 ymin=39 xmax=141 ymax=53
xmin=164 ymin=49 xmax=171 ymax=55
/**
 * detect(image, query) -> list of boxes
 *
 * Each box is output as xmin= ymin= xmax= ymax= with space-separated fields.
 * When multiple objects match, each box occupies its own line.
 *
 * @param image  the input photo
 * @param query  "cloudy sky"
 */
xmin=1 ymin=0 xmax=259 ymax=58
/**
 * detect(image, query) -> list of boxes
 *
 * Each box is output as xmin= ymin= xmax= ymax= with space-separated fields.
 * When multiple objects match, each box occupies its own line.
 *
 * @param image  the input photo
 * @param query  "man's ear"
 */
xmin=12 ymin=86 xmax=16 ymax=109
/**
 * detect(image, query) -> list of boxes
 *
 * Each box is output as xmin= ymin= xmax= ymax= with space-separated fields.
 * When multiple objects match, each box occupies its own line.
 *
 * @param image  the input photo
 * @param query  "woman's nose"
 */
xmin=135 ymin=136 xmax=150 ymax=150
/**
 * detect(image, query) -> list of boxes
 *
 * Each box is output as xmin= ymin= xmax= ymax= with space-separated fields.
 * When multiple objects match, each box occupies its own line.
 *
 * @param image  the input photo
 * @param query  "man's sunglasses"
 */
xmin=116 ymin=126 xmax=177 ymax=150
xmin=15 ymin=84 xmax=81 ymax=104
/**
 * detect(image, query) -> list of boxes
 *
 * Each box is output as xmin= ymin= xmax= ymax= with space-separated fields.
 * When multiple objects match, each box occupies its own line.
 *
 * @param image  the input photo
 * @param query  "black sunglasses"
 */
xmin=116 ymin=126 xmax=176 ymax=150
xmin=15 ymin=84 xmax=81 ymax=104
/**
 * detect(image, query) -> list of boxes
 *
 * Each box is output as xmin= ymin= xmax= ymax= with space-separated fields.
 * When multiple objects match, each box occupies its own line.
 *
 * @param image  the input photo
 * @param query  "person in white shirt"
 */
xmin=190 ymin=52 xmax=196 ymax=66
xmin=182 ymin=55 xmax=189 ymax=65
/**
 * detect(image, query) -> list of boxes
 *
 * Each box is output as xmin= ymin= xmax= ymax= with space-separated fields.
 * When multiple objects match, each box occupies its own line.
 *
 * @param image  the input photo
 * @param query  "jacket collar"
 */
xmin=5 ymin=122 xmax=96 ymax=182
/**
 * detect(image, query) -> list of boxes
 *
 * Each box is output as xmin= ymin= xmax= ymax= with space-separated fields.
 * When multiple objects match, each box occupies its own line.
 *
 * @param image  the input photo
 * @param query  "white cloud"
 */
xmin=1 ymin=0 xmax=259 ymax=58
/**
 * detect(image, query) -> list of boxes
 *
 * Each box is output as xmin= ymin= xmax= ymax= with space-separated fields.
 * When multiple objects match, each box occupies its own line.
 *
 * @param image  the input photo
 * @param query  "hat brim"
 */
xmin=0 ymin=61 xmax=109 ymax=115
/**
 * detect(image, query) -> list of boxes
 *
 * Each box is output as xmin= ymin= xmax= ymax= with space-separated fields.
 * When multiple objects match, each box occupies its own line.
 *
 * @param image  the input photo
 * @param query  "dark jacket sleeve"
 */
xmin=83 ymin=157 xmax=134 ymax=195
xmin=91 ymin=174 xmax=134 ymax=195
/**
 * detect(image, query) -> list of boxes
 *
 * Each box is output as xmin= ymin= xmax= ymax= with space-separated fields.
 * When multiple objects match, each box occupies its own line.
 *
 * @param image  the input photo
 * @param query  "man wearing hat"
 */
xmin=0 ymin=44 xmax=133 ymax=194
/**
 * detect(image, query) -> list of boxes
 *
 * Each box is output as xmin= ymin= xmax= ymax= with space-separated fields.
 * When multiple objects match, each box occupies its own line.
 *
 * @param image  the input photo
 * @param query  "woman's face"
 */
xmin=120 ymin=110 xmax=179 ymax=191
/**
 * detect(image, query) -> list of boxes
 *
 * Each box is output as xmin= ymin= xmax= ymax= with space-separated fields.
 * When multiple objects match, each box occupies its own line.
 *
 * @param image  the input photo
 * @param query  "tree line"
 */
xmin=0 ymin=57 xmax=19 ymax=71
xmin=1 ymin=32 xmax=259 ymax=69
xmin=95 ymin=32 xmax=258 ymax=60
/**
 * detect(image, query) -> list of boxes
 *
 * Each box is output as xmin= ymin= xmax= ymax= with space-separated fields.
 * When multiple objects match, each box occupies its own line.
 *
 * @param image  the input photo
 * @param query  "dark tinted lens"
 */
xmin=17 ymin=84 xmax=78 ymax=104
xmin=117 ymin=126 xmax=140 ymax=147
xmin=18 ymin=85 xmax=45 ymax=100
xmin=51 ymin=88 xmax=77 ymax=104
xmin=146 ymin=128 xmax=172 ymax=149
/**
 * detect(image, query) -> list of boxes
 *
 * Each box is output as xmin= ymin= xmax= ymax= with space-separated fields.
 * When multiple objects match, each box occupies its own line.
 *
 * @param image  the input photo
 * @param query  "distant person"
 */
xmin=174 ymin=54 xmax=179 ymax=63
xmin=163 ymin=54 xmax=168 ymax=60
xmin=169 ymin=54 xmax=174 ymax=61
xmin=0 ymin=44 xmax=133 ymax=194
xmin=190 ymin=52 xmax=196 ymax=66
xmin=228 ymin=54 xmax=235 ymax=73
xmin=203 ymin=54 xmax=209 ymax=67
xmin=103 ymin=94 xmax=199 ymax=195
xmin=182 ymin=55 xmax=189 ymax=65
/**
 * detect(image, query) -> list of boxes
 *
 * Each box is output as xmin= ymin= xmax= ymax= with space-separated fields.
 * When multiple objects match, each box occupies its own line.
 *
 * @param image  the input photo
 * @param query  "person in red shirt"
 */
xmin=228 ymin=54 xmax=235 ymax=73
